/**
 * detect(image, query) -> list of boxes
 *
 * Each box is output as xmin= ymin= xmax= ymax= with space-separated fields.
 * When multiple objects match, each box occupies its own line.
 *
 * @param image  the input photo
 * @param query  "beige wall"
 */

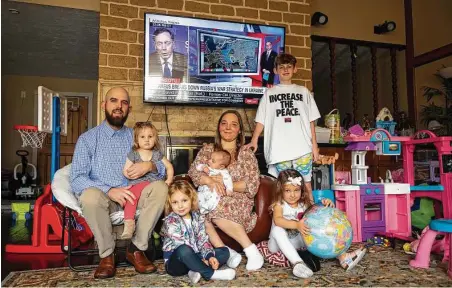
xmin=412 ymin=0 xmax=452 ymax=56
xmin=310 ymin=0 xmax=405 ymax=45
xmin=1 ymin=75 xmax=98 ymax=170
xmin=13 ymin=0 xmax=100 ymax=11
xmin=98 ymin=0 xmax=312 ymax=135
xmin=414 ymin=56 xmax=452 ymax=127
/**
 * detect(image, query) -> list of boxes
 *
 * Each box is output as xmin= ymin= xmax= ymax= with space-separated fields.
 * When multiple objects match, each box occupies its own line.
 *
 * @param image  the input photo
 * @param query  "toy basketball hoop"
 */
xmin=14 ymin=125 xmax=47 ymax=149
xmin=5 ymin=86 xmax=70 ymax=255
xmin=38 ymin=86 xmax=68 ymax=136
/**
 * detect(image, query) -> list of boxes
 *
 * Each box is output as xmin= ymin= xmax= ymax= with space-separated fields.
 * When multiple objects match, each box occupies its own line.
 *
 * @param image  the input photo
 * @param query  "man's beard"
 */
xmin=105 ymin=109 xmax=129 ymax=128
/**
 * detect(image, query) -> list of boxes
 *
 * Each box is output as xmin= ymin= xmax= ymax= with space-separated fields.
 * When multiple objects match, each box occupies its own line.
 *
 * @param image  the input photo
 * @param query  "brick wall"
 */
xmin=98 ymin=0 xmax=312 ymax=136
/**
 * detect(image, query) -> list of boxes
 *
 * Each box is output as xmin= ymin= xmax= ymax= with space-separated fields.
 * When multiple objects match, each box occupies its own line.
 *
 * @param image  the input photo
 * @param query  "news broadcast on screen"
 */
xmin=144 ymin=13 xmax=286 ymax=107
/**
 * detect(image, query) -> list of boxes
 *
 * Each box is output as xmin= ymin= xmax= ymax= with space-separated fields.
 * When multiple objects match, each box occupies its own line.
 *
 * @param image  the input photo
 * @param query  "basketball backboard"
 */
xmin=38 ymin=86 xmax=68 ymax=136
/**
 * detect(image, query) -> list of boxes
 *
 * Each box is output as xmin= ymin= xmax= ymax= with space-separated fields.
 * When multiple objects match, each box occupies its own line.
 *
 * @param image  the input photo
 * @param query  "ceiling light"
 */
xmin=311 ymin=12 xmax=328 ymax=26
xmin=374 ymin=21 xmax=396 ymax=34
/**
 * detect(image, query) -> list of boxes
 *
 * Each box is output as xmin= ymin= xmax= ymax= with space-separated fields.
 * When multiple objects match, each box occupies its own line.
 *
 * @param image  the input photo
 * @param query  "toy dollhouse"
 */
xmin=347 ymin=142 xmax=376 ymax=185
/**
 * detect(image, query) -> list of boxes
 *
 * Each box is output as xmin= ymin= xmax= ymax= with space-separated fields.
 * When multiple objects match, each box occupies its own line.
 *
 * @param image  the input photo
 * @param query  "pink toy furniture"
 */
xmin=402 ymin=130 xmax=452 ymax=220
xmin=384 ymin=183 xmax=411 ymax=238
xmin=360 ymin=184 xmax=386 ymax=241
xmin=404 ymin=131 xmax=452 ymax=276
xmin=333 ymin=184 xmax=362 ymax=242
xmin=409 ymin=219 xmax=452 ymax=279
xmin=338 ymin=129 xmax=411 ymax=243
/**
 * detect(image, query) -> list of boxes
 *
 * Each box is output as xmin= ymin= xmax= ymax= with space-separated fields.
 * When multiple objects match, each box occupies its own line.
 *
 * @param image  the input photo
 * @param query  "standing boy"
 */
xmin=245 ymin=53 xmax=320 ymax=203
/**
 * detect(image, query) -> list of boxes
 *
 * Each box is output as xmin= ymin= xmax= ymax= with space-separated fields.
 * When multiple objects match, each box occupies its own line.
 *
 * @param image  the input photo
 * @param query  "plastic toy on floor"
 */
xmin=10 ymin=219 xmax=32 ymax=243
xmin=11 ymin=202 xmax=32 ymax=221
xmin=403 ymin=243 xmax=415 ymax=255
xmin=365 ymin=236 xmax=391 ymax=248
xmin=405 ymin=226 xmax=445 ymax=255
xmin=11 ymin=150 xmax=39 ymax=199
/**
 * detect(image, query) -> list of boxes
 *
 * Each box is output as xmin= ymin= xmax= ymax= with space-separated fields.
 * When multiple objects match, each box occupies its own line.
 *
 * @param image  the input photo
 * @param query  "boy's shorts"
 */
xmin=269 ymin=153 xmax=313 ymax=182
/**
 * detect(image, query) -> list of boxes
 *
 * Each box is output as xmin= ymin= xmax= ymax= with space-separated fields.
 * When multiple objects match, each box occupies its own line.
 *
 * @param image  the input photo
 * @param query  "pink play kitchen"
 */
xmin=333 ymin=129 xmax=411 ymax=243
xmin=333 ymin=126 xmax=451 ymax=278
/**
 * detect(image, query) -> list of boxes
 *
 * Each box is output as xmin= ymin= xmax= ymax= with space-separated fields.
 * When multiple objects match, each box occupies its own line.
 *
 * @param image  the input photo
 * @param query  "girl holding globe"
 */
xmin=268 ymin=169 xmax=367 ymax=278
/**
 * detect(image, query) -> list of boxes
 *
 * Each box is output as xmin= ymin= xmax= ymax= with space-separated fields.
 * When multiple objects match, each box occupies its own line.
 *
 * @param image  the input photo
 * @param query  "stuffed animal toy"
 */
xmin=314 ymin=151 xmax=339 ymax=165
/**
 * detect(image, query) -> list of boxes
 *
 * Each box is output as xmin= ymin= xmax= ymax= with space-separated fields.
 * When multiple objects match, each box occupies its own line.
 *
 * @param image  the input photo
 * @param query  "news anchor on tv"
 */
xmin=149 ymin=27 xmax=187 ymax=82
xmin=260 ymin=41 xmax=277 ymax=87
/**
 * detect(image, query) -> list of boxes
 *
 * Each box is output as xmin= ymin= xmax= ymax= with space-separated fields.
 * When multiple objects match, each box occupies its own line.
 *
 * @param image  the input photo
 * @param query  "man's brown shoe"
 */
xmin=126 ymin=247 xmax=157 ymax=274
xmin=94 ymin=254 xmax=116 ymax=279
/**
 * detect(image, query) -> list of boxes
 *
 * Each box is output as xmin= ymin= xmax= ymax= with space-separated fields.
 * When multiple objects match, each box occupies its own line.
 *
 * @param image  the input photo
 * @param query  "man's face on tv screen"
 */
xmin=266 ymin=42 xmax=272 ymax=51
xmin=155 ymin=31 xmax=174 ymax=60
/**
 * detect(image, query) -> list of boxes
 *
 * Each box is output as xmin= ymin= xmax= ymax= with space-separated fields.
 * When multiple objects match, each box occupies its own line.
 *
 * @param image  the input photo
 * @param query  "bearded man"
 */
xmin=70 ymin=87 xmax=168 ymax=278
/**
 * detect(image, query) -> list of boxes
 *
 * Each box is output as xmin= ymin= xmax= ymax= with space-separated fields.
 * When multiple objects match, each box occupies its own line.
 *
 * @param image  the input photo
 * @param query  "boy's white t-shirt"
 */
xmin=255 ymin=84 xmax=321 ymax=165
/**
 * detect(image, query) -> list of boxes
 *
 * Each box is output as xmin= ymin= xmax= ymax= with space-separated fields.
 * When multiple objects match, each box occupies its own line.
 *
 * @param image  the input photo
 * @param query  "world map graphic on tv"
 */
xmin=198 ymin=30 xmax=260 ymax=75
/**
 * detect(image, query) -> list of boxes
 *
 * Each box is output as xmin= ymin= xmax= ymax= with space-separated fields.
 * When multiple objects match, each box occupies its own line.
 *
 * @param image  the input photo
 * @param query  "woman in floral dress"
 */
xmin=188 ymin=110 xmax=264 ymax=271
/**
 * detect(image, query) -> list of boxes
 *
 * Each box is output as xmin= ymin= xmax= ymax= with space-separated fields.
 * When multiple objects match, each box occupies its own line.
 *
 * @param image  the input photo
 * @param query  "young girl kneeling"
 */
xmin=161 ymin=180 xmax=236 ymax=284
xmin=269 ymin=169 xmax=367 ymax=278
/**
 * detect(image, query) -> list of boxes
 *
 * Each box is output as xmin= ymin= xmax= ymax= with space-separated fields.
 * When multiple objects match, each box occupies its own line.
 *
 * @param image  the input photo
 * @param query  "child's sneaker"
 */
xmin=188 ymin=270 xmax=201 ymax=284
xmin=211 ymin=268 xmax=236 ymax=280
xmin=120 ymin=219 xmax=135 ymax=239
xmin=339 ymin=247 xmax=367 ymax=271
xmin=293 ymin=261 xmax=313 ymax=278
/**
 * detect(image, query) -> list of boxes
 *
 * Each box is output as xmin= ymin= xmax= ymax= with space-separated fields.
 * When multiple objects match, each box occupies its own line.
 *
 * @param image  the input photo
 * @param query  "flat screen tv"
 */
xmin=144 ymin=13 xmax=286 ymax=107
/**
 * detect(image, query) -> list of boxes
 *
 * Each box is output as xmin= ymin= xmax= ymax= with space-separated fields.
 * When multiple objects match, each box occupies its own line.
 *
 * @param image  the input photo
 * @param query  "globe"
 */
xmin=301 ymin=205 xmax=353 ymax=259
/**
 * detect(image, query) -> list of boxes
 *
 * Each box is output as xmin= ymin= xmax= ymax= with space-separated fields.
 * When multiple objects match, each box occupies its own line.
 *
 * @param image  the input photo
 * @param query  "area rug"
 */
xmin=2 ymin=245 xmax=451 ymax=287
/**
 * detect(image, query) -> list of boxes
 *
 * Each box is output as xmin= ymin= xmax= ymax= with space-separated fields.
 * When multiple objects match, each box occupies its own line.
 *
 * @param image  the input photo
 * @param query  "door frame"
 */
xmin=32 ymin=91 xmax=94 ymax=168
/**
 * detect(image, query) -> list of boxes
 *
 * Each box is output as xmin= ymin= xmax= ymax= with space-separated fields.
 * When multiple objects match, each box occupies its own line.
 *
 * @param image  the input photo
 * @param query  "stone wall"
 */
xmin=99 ymin=0 xmax=312 ymax=136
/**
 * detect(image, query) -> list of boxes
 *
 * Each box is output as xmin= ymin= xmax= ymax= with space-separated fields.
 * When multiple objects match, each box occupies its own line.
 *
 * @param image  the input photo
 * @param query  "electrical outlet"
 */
xmin=21 ymin=91 xmax=26 ymax=99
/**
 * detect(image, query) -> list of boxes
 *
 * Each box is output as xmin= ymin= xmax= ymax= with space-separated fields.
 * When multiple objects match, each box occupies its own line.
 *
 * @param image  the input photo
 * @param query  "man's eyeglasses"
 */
xmin=155 ymin=41 xmax=173 ymax=48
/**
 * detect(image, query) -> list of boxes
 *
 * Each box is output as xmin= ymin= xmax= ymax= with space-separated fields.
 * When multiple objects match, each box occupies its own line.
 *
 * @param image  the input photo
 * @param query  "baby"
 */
xmin=196 ymin=150 xmax=233 ymax=214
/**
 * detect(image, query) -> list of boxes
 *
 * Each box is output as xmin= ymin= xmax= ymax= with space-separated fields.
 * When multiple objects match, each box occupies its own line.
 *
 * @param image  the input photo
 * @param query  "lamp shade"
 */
xmin=428 ymin=120 xmax=443 ymax=130
xmin=438 ymin=67 xmax=452 ymax=79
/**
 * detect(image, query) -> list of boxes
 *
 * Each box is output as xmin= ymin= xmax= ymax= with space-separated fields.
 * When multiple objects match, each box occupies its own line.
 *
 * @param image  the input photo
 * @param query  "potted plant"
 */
xmin=420 ymin=67 xmax=452 ymax=135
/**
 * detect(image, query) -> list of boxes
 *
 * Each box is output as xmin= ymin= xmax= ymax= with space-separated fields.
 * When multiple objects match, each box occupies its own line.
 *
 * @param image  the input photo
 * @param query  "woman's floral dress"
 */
xmin=188 ymin=144 xmax=260 ymax=232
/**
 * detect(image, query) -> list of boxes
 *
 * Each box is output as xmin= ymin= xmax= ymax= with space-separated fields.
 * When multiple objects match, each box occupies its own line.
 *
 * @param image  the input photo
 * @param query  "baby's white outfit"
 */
xmin=196 ymin=164 xmax=233 ymax=214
